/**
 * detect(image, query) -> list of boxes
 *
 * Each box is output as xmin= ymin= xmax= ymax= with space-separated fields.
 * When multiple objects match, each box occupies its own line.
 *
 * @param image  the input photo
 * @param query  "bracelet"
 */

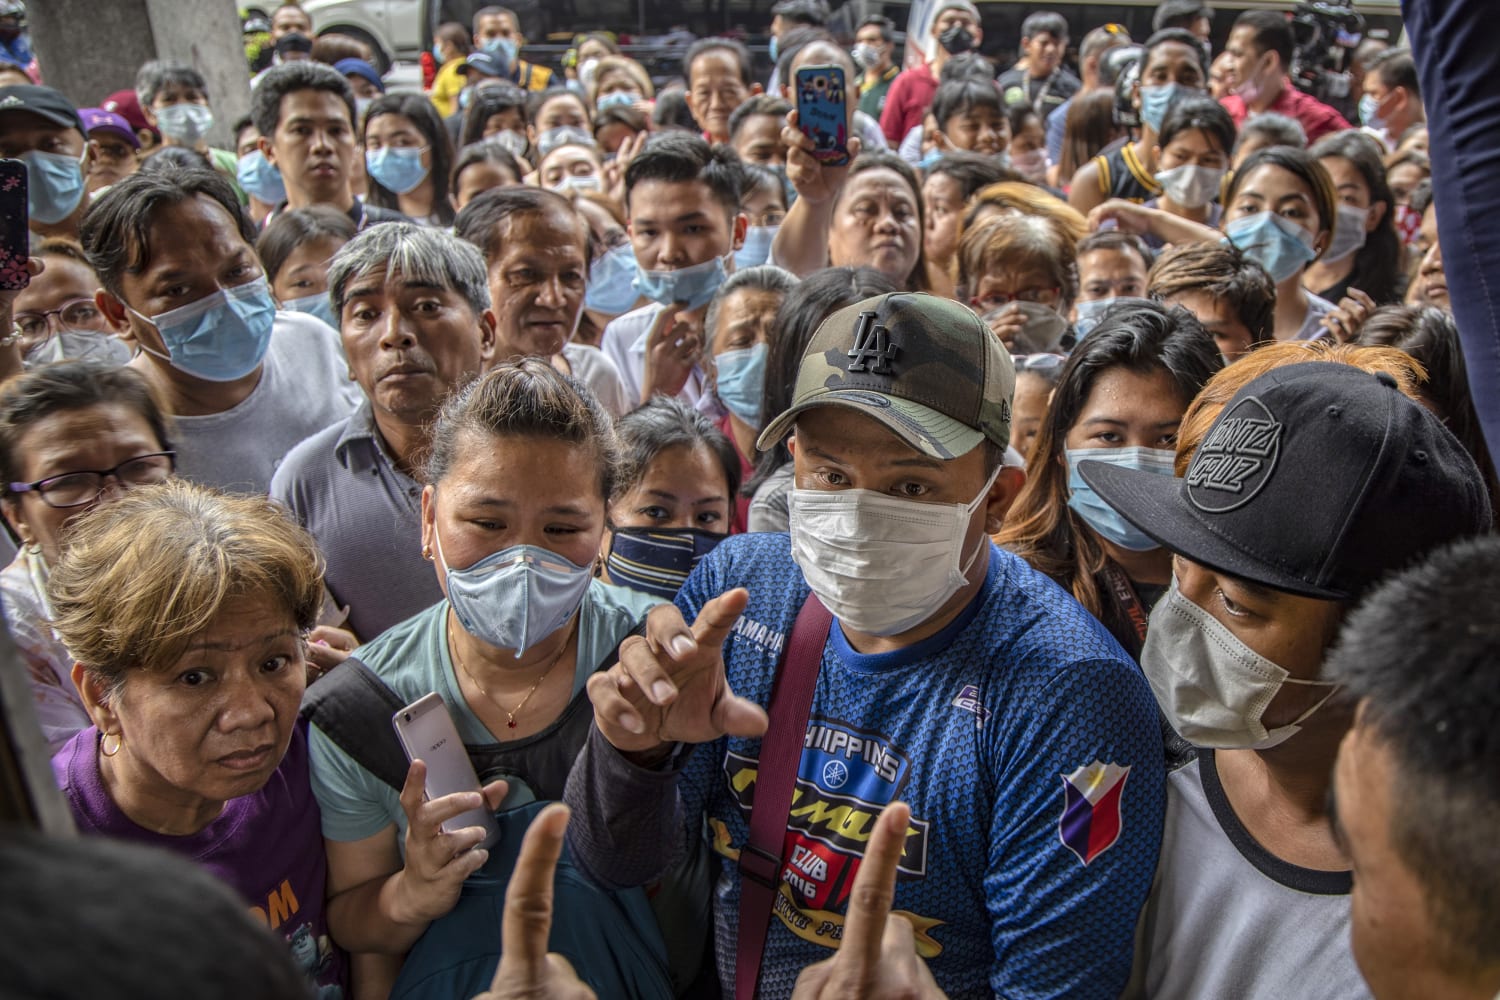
xmin=0 ymin=325 xmax=20 ymax=348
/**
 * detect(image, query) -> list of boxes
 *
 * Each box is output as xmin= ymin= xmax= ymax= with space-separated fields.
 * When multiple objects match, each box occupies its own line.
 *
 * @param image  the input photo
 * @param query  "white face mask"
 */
xmin=1140 ymin=578 xmax=1341 ymax=750
xmin=789 ymin=464 xmax=1000 ymax=636
xmin=1322 ymin=203 xmax=1370 ymax=264
xmin=1154 ymin=164 xmax=1226 ymax=210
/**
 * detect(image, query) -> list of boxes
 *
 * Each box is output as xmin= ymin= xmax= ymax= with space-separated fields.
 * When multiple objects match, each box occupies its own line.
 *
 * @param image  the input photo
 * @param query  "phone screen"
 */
xmin=0 ymin=159 xmax=29 ymax=291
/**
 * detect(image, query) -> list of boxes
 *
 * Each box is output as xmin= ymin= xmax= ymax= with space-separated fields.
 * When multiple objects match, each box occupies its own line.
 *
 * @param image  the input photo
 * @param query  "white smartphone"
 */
xmin=391 ymin=692 xmax=501 ymax=850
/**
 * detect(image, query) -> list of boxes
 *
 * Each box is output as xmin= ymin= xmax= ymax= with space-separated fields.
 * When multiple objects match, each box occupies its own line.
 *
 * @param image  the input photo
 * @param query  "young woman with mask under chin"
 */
xmin=998 ymin=300 xmax=1222 ymax=660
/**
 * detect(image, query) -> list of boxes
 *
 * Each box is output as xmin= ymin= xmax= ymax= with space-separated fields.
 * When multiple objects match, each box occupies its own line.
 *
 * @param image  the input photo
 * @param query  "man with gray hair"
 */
xmin=271 ymin=223 xmax=497 ymax=641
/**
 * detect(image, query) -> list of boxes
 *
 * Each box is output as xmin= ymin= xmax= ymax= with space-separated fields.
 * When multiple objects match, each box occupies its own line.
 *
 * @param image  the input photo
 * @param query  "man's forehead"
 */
xmin=0 ymin=110 xmax=77 ymax=140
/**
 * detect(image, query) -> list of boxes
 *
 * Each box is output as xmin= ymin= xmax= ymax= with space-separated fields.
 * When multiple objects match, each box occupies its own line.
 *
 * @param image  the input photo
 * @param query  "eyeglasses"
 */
xmin=13 ymin=298 xmax=113 ymax=348
xmin=972 ymin=286 xmax=1061 ymax=311
xmin=9 ymin=452 xmax=176 ymax=509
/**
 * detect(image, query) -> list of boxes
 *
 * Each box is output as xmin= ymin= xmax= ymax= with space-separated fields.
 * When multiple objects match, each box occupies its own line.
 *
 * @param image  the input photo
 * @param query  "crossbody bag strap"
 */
xmin=733 ymin=592 xmax=833 ymax=1000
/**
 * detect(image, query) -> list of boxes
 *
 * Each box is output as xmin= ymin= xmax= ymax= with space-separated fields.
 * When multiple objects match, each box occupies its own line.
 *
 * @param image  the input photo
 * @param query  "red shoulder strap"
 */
xmin=733 ymin=592 xmax=832 ymax=1000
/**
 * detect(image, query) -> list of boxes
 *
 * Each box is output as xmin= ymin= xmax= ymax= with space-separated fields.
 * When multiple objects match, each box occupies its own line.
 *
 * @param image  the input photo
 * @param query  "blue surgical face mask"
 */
xmin=714 ymin=341 xmax=767 ymax=427
xmin=431 ymin=42 xmax=444 ymax=63
xmin=1066 ymin=446 xmax=1176 ymax=551
xmin=597 ymin=91 xmax=638 ymax=112
xmin=634 ymin=251 xmax=732 ymax=310
xmin=129 ymin=276 xmax=277 ymax=382
xmin=1358 ymin=93 xmax=1386 ymax=131
xmin=236 ymin=149 xmax=287 ymax=205
xmin=484 ymin=36 xmax=518 ymax=67
xmin=282 ymin=291 xmax=339 ymax=330
xmin=1073 ymin=297 xmax=1116 ymax=338
xmin=919 ymin=146 xmax=944 ymax=171
xmin=606 ymin=525 xmax=724 ymax=600
xmin=1224 ymin=210 xmax=1318 ymax=283
xmin=585 ymin=242 xmax=641 ymax=315
xmin=1139 ymin=83 xmax=1184 ymax=133
xmin=21 ymin=148 xmax=86 ymax=225
xmin=365 ymin=145 xmax=430 ymax=194
xmin=433 ymin=525 xmax=593 ymax=657
xmin=768 ymin=34 xmax=780 ymax=62
xmin=733 ymin=225 xmax=777 ymax=269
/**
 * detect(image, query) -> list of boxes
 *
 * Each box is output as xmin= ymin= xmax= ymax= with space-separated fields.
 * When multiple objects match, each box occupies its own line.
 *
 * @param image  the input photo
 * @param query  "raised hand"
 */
xmin=791 ymin=802 xmax=948 ymax=1000
xmin=471 ymin=804 xmax=596 ymax=1000
xmin=1320 ymin=287 xmax=1377 ymax=343
xmin=390 ymin=761 xmax=509 ymax=927
xmin=585 ymin=588 xmax=768 ymax=756
xmin=782 ymin=109 xmax=863 ymax=206
xmin=639 ymin=303 xmax=702 ymax=402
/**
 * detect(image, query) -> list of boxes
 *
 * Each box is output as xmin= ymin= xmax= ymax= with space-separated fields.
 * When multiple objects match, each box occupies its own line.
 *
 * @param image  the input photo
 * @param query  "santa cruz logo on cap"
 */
xmin=1187 ymin=395 xmax=1283 ymax=513
xmin=846 ymin=310 xmax=899 ymax=375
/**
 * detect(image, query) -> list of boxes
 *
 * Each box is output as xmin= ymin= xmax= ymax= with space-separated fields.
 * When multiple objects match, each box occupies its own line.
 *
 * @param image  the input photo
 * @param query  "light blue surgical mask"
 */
xmin=365 ymin=146 xmax=430 ymax=194
xmin=128 ymin=276 xmax=277 ymax=382
xmin=714 ymin=342 xmax=767 ymax=427
xmin=1066 ymin=446 xmax=1176 ymax=551
xmin=1358 ymin=93 xmax=1386 ymax=131
xmin=155 ymin=102 xmax=214 ymax=144
xmin=585 ymin=243 xmax=641 ymax=315
xmin=1223 ymin=210 xmax=1318 ymax=283
xmin=22 ymin=148 xmax=86 ymax=225
xmin=282 ymin=291 xmax=339 ymax=330
xmin=919 ymin=146 xmax=944 ymax=171
xmin=733 ymin=225 xmax=777 ymax=269
xmin=1073 ymin=297 xmax=1117 ymax=338
xmin=434 ymin=527 xmax=593 ymax=657
xmin=769 ymin=34 xmax=780 ymax=62
xmin=633 ymin=251 xmax=732 ymax=310
xmin=431 ymin=42 xmax=444 ymax=64
xmin=483 ymin=36 xmax=518 ymax=68
xmin=597 ymin=91 xmax=638 ymax=112
xmin=236 ymin=149 xmax=287 ymax=205
xmin=1139 ymin=83 xmax=1183 ymax=133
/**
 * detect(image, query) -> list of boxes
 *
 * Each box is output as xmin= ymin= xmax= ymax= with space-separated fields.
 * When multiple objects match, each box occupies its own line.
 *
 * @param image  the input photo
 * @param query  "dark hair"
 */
xmin=1142 ymin=27 xmax=1207 ymax=76
xmin=930 ymin=78 xmax=1003 ymax=131
xmin=927 ymin=151 xmax=1015 ymax=201
xmin=1022 ymin=11 xmax=1068 ymax=41
xmin=460 ymin=83 xmax=529 ymax=148
xmin=250 ymin=61 xmax=355 ymax=136
xmin=436 ymin=21 xmax=472 ymax=55
xmin=529 ymin=88 xmax=592 ymax=127
xmin=1233 ymin=9 xmax=1294 ymax=72
xmin=594 ymin=103 xmax=649 ymax=143
xmin=837 ymin=151 xmax=931 ymax=291
xmin=1226 ymin=145 xmax=1337 ymax=248
xmin=1234 ymin=112 xmax=1306 ymax=156
xmin=0 ymin=831 xmax=313 ymax=999
xmin=310 ymin=34 xmax=367 ymax=66
xmin=427 ymin=358 xmax=619 ymax=499
xmin=1059 ymin=89 xmax=1121 ymax=182
xmin=685 ymin=37 xmax=753 ymax=86
xmin=139 ymin=63 xmax=208 ymax=106
xmin=739 ymin=162 xmax=788 ymax=210
xmin=998 ymin=300 xmax=1222 ymax=655
xmin=747 ymin=266 xmax=898 ymax=496
xmin=858 ymin=14 xmax=896 ymax=43
xmin=232 ymin=113 xmax=257 ymax=143
xmin=651 ymin=89 xmax=699 ymax=133
xmin=362 ymin=93 xmax=457 ymax=225
xmin=1157 ymin=94 xmax=1235 ymax=155
xmin=728 ymin=94 xmax=792 ymax=142
xmin=1310 ymin=130 xmax=1403 ymax=303
xmin=472 ymin=4 xmax=516 ymax=34
xmin=452 ymin=138 xmax=525 ymax=193
xmin=1148 ymin=241 xmax=1276 ymax=347
xmin=1356 ymin=305 xmax=1500 ymax=508
xmin=624 ymin=131 xmax=743 ymax=218
xmin=1006 ymin=102 xmax=1041 ymax=142
xmin=938 ymin=51 xmax=996 ymax=85
xmin=1368 ymin=47 xmax=1419 ymax=99
xmin=254 ymin=205 xmax=357 ymax=286
xmin=1077 ymin=229 xmax=1154 ymax=276
xmin=80 ymin=167 xmax=256 ymax=298
xmin=0 ymin=361 xmax=172 ymax=496
xmin=1154 ymin=0 xmax=1211 ymax=33
xmin=777 ymin=30 xmax=857 ymax=92
xmin=139 ymin=145 xmax=211 ymax=174
xmin=1327 ymin=536 xmax=1500 ymax=970
xmin=454 ymin=186 xmax=585 ymax=264
xmin=613 ymin=396 xmax=741 ymax=504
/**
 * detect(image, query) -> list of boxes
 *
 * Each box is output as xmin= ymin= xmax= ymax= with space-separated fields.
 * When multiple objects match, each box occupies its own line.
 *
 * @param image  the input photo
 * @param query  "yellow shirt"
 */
xmin=515 ymin=59 xmax=554 ymax=92
xmin=430 ymin=59 xmax=467 ymax=119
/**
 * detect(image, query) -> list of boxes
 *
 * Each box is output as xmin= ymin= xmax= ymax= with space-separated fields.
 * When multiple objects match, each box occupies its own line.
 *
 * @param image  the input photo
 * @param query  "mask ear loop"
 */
xmin=957 ymin=461 xmax=1006 ymax=578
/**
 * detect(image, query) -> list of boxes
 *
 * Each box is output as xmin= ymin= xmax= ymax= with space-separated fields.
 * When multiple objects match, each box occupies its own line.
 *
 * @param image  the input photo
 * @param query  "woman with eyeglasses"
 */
xmin=998 ymin=300 xmax=1222 ymax=659
xmin=10 ymin=240 xmax=131 ymax=368
xmin=958 ymin=212 xmax=1078 ymax=355
xmin=0 ymin=360 xmax=175 ymax=751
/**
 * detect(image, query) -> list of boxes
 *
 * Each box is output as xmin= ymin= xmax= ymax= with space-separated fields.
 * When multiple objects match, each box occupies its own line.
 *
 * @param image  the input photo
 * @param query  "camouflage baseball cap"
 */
xmin=757 ymin=292 xmax=1015 ymax=460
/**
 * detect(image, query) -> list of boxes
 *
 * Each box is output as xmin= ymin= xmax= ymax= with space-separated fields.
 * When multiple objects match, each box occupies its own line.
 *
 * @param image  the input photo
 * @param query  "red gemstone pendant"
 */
xmin=507 ymin=720 xmax=517 ymax=728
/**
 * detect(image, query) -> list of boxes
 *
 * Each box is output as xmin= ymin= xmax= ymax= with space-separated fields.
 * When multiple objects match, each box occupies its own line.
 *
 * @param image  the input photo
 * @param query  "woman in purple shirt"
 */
xmin=45 ymin=480 xmax=348 ymax=998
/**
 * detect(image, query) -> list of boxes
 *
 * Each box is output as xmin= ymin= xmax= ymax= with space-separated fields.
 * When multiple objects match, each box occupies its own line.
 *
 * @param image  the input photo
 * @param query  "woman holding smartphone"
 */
xmin=307 ymin=360 xmax=674 ymax=998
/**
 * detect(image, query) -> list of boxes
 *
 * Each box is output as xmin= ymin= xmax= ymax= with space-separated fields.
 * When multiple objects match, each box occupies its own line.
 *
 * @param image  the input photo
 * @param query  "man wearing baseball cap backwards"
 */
xmin=565 ymin=292 xmax=1168 ymax=998
xmin=1081 ymin=362 xmax=1492 ymax=999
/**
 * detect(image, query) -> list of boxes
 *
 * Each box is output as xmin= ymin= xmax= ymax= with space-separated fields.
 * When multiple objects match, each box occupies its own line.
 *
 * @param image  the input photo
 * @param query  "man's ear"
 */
xmin=94 ymin=289 xmax=133 ymax=338
xmin=257 ymin=134 xmax=278 ymax=168
xmin=750 ymin=82 xmax=764 ymax=97
xmin=732 ymin=211 xmax=748 ymax=251
xmin=477 ymin=308 xmax=499 ymax=364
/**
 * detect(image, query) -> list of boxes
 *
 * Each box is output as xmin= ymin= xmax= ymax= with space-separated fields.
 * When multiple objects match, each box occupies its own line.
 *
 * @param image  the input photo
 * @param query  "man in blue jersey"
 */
xmin=564 ymin=292 xmax=1167 ymax=998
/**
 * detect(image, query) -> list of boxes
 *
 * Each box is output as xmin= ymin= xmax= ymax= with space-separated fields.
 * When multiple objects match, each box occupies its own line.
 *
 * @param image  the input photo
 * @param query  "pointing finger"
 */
xmin=837 ymin=801 xmax=911 ymax=973
xmin=496 ymin=803 xmax=571 ymax=986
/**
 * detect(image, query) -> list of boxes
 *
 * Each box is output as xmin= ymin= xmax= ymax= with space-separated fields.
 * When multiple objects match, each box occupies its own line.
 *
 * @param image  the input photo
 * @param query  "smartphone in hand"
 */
xmin=392 ymin=692 xmax=501 ymax=850
xmin=794 ymin=65 xmax=851 ymax=167
xmin=0 ymin=159 xmax=29 ymax=291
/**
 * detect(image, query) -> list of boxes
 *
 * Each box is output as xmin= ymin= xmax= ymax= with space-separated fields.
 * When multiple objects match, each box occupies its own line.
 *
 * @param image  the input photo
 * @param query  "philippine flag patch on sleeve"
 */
xmin=1058 ymin=761 xmax=1131 ymax=865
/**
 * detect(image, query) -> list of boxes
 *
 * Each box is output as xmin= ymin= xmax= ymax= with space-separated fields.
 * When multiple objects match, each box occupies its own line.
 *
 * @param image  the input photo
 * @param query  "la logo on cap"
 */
xmin=1187 ymin=395 xmax=1283 ymax=513
xmin=846 ymin=310 xmax=899 ymax=375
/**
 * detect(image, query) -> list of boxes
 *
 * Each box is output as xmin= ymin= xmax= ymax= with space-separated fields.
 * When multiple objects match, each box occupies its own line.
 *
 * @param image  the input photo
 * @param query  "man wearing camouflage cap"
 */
xmin=564 ymin=292 xmax=1167 ymax=998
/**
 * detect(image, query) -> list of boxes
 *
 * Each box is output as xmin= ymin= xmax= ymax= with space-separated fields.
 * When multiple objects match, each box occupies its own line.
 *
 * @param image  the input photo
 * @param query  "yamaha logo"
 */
xmin=1187 ymin=395 xmax=1283 ymax=513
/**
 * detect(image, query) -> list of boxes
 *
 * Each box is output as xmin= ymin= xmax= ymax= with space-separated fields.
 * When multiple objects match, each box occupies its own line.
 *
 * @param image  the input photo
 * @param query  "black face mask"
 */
xmin=938 ymin=24 xmax=975 ymax=55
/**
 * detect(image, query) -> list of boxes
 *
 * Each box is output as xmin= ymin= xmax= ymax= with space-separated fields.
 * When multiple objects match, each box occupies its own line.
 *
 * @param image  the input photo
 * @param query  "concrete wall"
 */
xmin=27 ymin=0 xmax=251 ymax=150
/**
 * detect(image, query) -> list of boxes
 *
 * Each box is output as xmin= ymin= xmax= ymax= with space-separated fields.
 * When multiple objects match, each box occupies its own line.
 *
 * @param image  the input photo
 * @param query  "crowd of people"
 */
xmin=0 ymin=0 xmax=1497 ymax=998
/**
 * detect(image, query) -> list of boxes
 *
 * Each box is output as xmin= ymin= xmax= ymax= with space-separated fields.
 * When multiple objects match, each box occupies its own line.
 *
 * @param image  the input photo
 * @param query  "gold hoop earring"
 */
xmin=100 ymin=732 xmax=123 ymax=757
xmin=422 ymin=545 xmax=432 ymax=560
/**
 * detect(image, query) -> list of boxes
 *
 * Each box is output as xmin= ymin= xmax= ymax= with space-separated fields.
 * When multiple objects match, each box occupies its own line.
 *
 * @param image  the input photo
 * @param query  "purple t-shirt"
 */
xmin=54 ymin=721 xmax=348 ymax=997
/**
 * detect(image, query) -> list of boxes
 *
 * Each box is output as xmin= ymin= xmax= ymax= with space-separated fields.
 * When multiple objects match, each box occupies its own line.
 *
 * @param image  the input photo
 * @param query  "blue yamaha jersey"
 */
xmin=674 ymin=532 xmax=1165 ymax=999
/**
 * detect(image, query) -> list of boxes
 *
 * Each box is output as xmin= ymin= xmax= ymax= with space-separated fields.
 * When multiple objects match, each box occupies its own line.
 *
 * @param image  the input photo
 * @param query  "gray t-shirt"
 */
xmin=169 ymin=311 xmax=361 ymax=493
xmin=1127 ymin=752 xmax=1370 ymax=1000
